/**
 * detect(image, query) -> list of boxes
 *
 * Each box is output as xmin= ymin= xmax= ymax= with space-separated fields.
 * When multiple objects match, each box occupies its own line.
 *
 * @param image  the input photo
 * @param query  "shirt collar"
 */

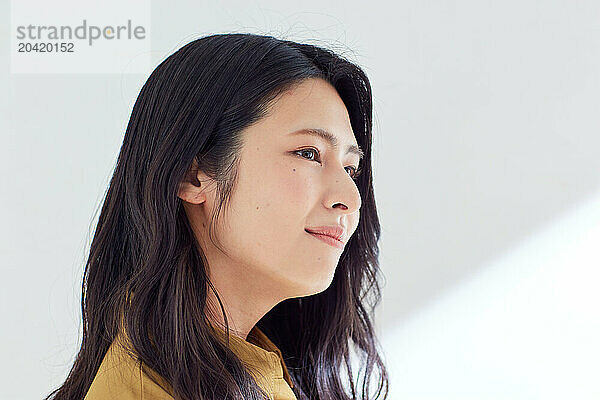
xmin=210 ymin=323 xmax=295 ymax=389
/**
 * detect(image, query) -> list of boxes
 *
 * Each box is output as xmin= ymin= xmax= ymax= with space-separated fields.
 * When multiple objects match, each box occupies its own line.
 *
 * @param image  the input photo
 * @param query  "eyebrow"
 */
xmin=288 ymin=128 xmax=364 ymax=160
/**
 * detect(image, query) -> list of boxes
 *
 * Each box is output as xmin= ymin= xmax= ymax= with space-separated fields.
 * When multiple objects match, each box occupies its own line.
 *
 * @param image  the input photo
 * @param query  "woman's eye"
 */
xmin=346 ymin=166 xmax=363 ymax=181
xmin=295 ymin=148 xmax=319 ymax=161
xmin=294 ymin=147 xmax=362 ymax=181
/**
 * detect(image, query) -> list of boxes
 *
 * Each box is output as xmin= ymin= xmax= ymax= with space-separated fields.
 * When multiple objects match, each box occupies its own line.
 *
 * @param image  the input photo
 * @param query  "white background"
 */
xmin=1 ymin=0 xmax=599 ymax=399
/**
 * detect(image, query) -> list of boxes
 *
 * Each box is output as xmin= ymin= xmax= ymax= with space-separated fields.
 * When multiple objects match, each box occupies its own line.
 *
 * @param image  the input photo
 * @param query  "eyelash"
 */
xmin=293 ymin=147 xmax=363 ymax=181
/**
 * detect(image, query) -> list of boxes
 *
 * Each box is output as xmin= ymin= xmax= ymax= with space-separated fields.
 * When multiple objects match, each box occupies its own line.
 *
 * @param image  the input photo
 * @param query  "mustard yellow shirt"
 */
xmin=83 ymin=324 xmax=297 ymax=400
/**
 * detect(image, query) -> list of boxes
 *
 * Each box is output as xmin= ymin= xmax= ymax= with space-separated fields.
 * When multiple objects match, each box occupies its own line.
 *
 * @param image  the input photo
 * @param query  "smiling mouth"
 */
xmin=305 ymin=229 xmax=345 ymax=249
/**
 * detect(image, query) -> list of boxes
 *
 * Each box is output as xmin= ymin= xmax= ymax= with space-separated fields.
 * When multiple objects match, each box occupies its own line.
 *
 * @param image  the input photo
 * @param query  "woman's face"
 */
xmin=182 ymin=77 xmax=363 ymax=301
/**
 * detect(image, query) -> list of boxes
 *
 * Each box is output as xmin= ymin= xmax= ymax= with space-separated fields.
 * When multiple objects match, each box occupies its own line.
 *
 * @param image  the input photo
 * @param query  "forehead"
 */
xmin=247 ymin=78 xmax=360 ymax=149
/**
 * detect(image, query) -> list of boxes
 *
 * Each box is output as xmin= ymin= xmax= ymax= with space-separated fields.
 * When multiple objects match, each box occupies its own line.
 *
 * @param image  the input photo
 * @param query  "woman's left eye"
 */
xmin=293 ymin=147 xmax=362 ymax=181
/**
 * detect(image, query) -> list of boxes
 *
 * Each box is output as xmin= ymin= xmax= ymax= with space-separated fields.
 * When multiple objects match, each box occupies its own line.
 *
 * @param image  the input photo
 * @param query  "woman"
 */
xmin=44 ymin=33 xmax=389 ymax=400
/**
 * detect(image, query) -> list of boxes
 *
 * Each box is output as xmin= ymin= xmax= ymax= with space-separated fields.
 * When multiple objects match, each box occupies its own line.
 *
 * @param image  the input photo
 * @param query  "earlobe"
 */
xmin=178 ymin=157 xmax=209 ymax=204
xmin=177 ymin=180 xmax=206 ymax=204
xmin=177 ymin=182 xmax=206 ymax=204
xmin=178 ymin=168 xmax=208 ymax=205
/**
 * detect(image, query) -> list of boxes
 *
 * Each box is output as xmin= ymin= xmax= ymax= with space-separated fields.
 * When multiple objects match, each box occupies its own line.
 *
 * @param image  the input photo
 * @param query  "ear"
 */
xmin=178 ymin=157 xmax=209 ymax=204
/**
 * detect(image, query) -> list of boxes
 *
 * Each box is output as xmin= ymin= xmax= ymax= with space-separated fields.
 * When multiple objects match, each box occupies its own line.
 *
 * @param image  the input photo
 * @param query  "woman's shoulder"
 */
xmin=83 ymin=335 xmax=174 ymax=400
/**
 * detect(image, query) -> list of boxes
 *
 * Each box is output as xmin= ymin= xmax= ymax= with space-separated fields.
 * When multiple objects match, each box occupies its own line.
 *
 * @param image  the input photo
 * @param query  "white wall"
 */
xmin=1 ymin=0 xmax=599 ymax=399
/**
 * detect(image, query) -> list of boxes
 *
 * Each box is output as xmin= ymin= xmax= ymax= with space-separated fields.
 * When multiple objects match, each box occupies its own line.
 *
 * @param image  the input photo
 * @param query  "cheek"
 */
xmin=248 ymin=153 xmax=316 ymax=211
xmin=276 ymin=166 xmax=314 ymax=206
xmin=217 ymin=160 xmax=340 ymax=295
xmin=221 ymin=160 xmax=313 ymax=255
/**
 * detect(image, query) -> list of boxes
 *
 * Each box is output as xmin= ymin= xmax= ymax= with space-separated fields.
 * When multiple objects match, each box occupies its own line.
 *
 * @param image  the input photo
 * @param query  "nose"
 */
xmin=324 ymin=168 xmax=362 ymax=215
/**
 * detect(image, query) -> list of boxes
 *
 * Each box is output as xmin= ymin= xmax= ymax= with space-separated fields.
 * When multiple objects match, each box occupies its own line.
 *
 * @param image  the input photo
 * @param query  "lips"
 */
xmin=306 ymin=230 xmax=345 ymax=249
xmin=305 ymin=225 xmax=345 ymax=241
xmin=305 ymin=225 xmax=346 ymax=249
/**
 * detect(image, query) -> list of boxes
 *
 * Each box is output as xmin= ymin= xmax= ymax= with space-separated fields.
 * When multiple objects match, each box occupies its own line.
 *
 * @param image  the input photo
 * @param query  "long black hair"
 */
xmin=44 ymin=32 xmax=389 ymax=400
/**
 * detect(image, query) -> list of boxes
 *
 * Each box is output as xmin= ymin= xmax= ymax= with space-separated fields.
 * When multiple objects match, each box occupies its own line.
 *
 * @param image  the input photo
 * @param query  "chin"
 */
xmin=284 ymin=279 xmax=330 ymax=299
xmin=283 ymin=266 xmax=337 ymax=298
xmin=306 ymin=275 xmax=336 ymax=297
